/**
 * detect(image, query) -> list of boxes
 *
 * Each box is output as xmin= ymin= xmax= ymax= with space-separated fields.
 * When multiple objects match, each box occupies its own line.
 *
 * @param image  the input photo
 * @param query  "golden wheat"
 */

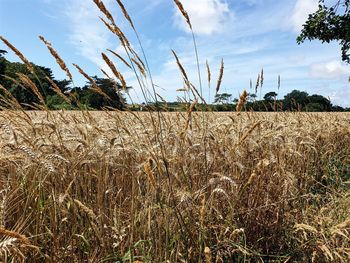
xmin=39 ymin=36 xmax=73 ymax=81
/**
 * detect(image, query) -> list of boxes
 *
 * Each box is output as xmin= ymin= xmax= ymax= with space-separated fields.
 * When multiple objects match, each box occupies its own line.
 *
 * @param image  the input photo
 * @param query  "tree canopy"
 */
xmin=297 ymin=0 xmax=350 ymax=64
xmin=263 ymin=91 xmax=277 ymax=102
xmin=0 ymin=51 xmax=347 ymax=112
xmin=214 ymin=93 xmax=232 ymax=104
xmin=0 ymin=53 xmax=129 ymax=110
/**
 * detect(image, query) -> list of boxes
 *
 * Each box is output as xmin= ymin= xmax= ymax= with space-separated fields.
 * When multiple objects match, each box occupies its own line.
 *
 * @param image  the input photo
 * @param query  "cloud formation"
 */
xmin=291 ymin=0 xmax=318 ymax=33
xmin=64 ymin=0 xmax=116 ymax=69
xmin=329 ymin=87 xmax=350 ymax=107
xmin=173 ymin=0 xmax=232 ymax=35
xmin=310 ymin=60 xmax=350 ymax=79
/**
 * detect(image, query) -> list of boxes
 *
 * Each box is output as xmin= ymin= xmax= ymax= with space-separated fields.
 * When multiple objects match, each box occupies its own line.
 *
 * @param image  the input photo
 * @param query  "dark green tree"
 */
xmin=263 ymin=91 xmax=278 ymax=102
xmin=214 ymin=93 xmax=232 ymax=104
xmin=0 ymin=50 xmax=7 ymax=84
xmin=1 ymin=62 xmax=55 ymax=107
xmin=284 ymin=90 xmax=309 ymax=110
xmin=0 ymin=53 xmax=131 ymax=110
xmin=0 ymin=53 xmax=72 ymax=109
xmin=54 ymin=79 xmax=71 ymax=93
xmin=297 ymin=0 xmax=350 ymax=64
xmin=46 ymin=79 xmax=72 ymax=109
xmin=79 ymin=76 xmax=128 ymax=110
xmin=307 ymin=94 xmax=332 ymax=111
xmin=247 ymin=93 xmax=257 ymax=102
xmin=0 ymin=50 xmax=6 ymax=56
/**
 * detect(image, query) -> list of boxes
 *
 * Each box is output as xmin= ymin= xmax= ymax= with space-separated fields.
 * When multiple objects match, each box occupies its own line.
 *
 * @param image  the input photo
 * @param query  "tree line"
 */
xmin=211 ymin=90 xmax=349 ymax=112
xmin=0 ymin=50 xmax=349 ymax=111
xmin=0 ymin=50 xmax=128 ymax=110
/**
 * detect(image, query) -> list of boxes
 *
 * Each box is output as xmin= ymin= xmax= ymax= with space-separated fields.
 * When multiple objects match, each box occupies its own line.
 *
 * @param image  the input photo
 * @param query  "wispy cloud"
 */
xmin=173 ymin=0 xmax=233 ymax=35
xmin=64 ymin=0 xmax=114 ymax=67
xmin=310 ymin=60 xmax=350 ymax=79
xmin=328 ymin=87 xmax=350 ymax=107
xmin=290 ymin=0 xmax=318 ymax=33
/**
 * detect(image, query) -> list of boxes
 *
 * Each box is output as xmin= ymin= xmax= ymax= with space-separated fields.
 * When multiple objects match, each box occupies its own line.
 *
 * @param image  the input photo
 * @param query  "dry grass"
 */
xmin=0 ymin=111 xmax=349 ymax=262
xmin=39 ymin=36 xmax=73 ymax=82
xmin=0 ymin=0 xmax=349 ymax=262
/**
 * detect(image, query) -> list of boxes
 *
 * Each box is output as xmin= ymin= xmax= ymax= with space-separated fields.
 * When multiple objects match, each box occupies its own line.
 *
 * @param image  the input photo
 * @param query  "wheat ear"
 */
xmin=216 ymin=58 xmax=224 ymax=94
xmin=39 ymin=36 xmax=73 ymax=81
xmin=173 ymin=0 xmax=192 ymax=29
xmin=0 ymin=35 xmax=34 ymax=73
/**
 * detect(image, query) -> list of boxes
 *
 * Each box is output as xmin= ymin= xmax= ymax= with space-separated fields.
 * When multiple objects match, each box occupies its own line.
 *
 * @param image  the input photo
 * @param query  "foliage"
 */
xmin=214 ymin=92 xmax=232 ymax=104
xmin=0 ymin=50 xmax=7 ymax=83
xmin=297 ymin=0 xmax=350 ymax=64
xmin=0 ymin=55 xmax=128 ymax=110
xmin=263 ymin=91 xmax=277 ymax=101
xmin=283 ymin=90 xmax=309 ymax=110
xmin=2 ymin=61 xmax=54 ymax=106
xmin=72 ymin=77 xmax=128 ymax=110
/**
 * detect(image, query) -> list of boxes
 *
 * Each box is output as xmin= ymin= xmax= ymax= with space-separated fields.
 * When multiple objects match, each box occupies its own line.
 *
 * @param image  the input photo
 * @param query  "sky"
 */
xmin=0 ymin=0 xmax=349 ymax=106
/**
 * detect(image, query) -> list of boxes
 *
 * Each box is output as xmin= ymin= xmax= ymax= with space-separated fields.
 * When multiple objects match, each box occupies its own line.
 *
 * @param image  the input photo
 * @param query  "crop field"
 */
xmin=0 ymin=0 xmax=350 ymax=261
xmin=0 ymin=111 xmax=349 ymax=262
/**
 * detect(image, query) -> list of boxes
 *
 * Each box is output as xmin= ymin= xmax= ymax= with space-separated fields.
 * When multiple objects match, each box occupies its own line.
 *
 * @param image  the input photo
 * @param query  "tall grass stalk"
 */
xmin=0 ymin=1 xmax=349 ymax=262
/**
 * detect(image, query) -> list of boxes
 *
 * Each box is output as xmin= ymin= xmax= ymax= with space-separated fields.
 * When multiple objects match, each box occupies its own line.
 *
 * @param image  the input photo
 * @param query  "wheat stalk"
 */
xmin=0 ymin=36 xmax=34 ymax=73
xmin=255 ymin=74 xmax=260 ymax=94
xmin=101 ymin=53 xmax=127 ymax=90
xmin=107 ymin=49 xmax=132 ymax=69
xmin=45 ymin=77 xmax=71 ymax=105
xmin=216 ymin=59 xmax=224 ymax=94
xmin=73 ymin=199 xmax=97 ymax=221
xmin=39 ymin=36 xmax=73 ymax=82
xmin=206 ymin=60 xmax=211 ymax=85
xmin=0 ymin=228 xmax=30 ymax=245
xmin=173 ymin=0 xmax=192 ymax=29
xmin=236 ymin=90 xmax=248 ymax=112
xmin=99 ymin=17 xmax=130 ymax=48
xmin=143 ymin=158 xmax=156 ymax=189
xmin=17 ymin=73 xmax=46 ymax=107
xmin=115 ymin=0 xmax=135 ymax=29
xmin=172 ymin=50 xmax=190 ymax=89
xmin=93 ymin=0 xmax=115 ymax=24
xmin=0 ymin=84 xmax=22 ymax=109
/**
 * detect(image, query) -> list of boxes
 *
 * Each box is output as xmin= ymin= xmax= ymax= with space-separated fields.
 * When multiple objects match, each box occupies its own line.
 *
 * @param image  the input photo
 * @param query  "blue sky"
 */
xmin=0 ymin=0 xmax=349 ymax=106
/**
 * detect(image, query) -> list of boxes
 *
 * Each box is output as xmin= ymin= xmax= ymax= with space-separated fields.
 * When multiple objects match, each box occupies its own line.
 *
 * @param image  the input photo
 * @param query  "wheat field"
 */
xmin=0 ymin=111 xmax=349 ymax=262
xmin=0 ymin=0 xmax=350 ymax=261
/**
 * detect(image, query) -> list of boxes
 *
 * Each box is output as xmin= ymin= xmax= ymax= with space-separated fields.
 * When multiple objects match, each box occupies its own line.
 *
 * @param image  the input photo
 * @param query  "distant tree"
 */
xmin=0 ymin=56 xmax=69 ymax=108
xmin=0 ymin=50 xmax=7 ymax=83
xmin=247 ymin=93 xmax=257 ymax=102
xmin=79 ymin=76 xmax=128 ymax=110
xmin=264 ymin=91 xmax=278 ymax=102
xmin=214 ymin=93 xmax=232 ymax=104
xmin=297 ymin=0 xmax=350 ymax=64
xmin=0 ymin=50 xmax=7 ymax=57
xmin=46 ymin=94 xmax=72 ymax=110
xmin=1 ymin=62 xmax=40 ymax=106
xmin=332 ymin=105 xmax=345 ymax=111
xmin=305 ymin=102 xmax=323 ymax=112
xmin=284 ymin=90 xmax=309 ymax=110
xmin=0 ymin=55 xmax=132 ymax=110
xmin=307 ymin=94 xmax=332 ymax=111
xmin=54 ymin=79 xmax=71 ymax=93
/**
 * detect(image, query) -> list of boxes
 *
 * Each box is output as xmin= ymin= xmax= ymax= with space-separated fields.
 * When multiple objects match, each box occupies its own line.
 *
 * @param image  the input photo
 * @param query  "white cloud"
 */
xmin=310 ymin=60 xmax=350 ymax=79
xmin=291 ymin=0 xmax=318 ymax=33
xmin=173 ymin=0 xmax=232 ymax=35
xmin=63 ymin=0 xmax=119 ymax=73
xmin=328 ymin=88 xmax=350 ymax=107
